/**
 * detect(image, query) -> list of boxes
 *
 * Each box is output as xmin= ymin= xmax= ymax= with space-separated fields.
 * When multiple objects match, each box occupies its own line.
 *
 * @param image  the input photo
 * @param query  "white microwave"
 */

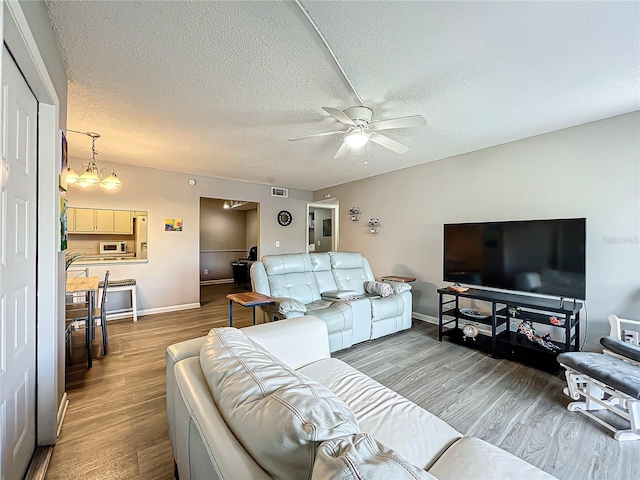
xmin=100 ymin=241 xmax=127 ymax=254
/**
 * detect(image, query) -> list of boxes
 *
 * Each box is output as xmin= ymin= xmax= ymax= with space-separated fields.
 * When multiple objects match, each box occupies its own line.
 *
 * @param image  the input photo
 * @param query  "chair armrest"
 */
xmin=381 ymin=280 xmax=412 ymax=293
xmin=601 ymin=336 xmax=640 ymax=363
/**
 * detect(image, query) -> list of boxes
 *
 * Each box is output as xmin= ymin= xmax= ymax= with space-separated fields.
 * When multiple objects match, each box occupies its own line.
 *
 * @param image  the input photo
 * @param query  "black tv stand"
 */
xmin=438 ymin=287 xmax=583 ymax=369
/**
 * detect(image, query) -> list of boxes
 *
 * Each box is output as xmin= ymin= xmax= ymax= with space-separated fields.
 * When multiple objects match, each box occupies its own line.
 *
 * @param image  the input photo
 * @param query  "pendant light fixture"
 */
xmin=66 ymin=130 xmax=123 ymax=190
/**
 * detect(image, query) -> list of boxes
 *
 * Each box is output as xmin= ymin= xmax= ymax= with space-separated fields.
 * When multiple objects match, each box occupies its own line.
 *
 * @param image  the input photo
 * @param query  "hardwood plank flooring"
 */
xmin=46 ymin=285 xmax=639 ymax=479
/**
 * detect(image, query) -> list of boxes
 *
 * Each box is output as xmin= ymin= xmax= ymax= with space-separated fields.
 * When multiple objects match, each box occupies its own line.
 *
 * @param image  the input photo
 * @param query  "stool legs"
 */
xmin=132 ymin=285 xmax=138 ymax=322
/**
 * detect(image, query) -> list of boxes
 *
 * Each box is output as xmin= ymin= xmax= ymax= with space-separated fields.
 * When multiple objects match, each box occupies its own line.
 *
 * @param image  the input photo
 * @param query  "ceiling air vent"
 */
xmin=271 ymin=187 xmax=288 ymax=198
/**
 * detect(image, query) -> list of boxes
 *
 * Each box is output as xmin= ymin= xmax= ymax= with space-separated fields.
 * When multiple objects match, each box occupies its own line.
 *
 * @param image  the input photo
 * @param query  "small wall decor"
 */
xmin=59 ymin=130 xmax=68 ymax=191
xmin=165 ymin=218 xmax=183 ymax=231
xmin=59 ymin=196 xmax=68 ymax=251
xmin=347 ymin=206 xmax=361 ymax=221
xmin=365 ymin=218 xmax=381 ymax=234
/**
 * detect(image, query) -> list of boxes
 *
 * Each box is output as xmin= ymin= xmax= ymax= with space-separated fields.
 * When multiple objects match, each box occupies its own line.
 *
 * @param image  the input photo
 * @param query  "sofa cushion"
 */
xmin=312 ymin=433 xmax=436 ymax=480
xmin=263 ymin=253 xmax=313 ymax=275
xmin=200 ymin=328 xmax=360 ymax=480
xmin=427 ymin=436 xmax=556 ymax=480
xmin=364 ymin=281 xmax=393 ymax=297
xmin=268 ymin=271 xmax=321 ymax=304
xmin=330 ymin=252 xmax=375 ymax=294
xmin=299 ymin=358 xmax=462 ymax=470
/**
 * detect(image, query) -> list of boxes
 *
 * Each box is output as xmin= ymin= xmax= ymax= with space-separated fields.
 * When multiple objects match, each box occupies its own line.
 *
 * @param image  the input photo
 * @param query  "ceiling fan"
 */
xmin=289 ymin=106 xmax=427 ymax=159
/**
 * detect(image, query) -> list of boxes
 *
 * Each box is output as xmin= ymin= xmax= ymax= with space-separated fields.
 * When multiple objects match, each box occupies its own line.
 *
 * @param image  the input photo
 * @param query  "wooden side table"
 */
xmin=227 ymin=292 xmax=275 ymax=327
xmin=380 ymin=275 xmax=416 ymax=283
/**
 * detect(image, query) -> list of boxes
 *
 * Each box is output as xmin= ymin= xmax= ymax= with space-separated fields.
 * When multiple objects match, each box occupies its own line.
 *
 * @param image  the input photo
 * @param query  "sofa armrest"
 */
xmin=245 ymin=316 xmax=331 ymax=369
xmin=166 ymin=336 xmax=209 ymax=457
xmin=382 ymin=280 xmax=412 ymax=293
xmin=271 ymin=297 xmax=307 ymax=315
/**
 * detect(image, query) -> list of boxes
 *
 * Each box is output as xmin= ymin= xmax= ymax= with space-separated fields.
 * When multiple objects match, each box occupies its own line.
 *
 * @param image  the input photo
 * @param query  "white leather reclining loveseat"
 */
xmin=250 ymin=251 xmax=412 ymax=352
xmin=166 ymin=316 xmax=556 ymax=480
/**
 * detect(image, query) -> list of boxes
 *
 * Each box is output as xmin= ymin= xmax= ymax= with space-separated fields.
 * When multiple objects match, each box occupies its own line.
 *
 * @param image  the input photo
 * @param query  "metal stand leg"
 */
xmin=229 ymin=299 xmax=233 ymax=327
xmin=87 ymin=291 xmax=93 ymax=369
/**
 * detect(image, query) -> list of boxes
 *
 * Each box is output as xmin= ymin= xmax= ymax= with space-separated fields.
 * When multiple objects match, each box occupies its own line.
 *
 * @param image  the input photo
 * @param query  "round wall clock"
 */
xmin=277 ymin=210 xmax=292 ymax=226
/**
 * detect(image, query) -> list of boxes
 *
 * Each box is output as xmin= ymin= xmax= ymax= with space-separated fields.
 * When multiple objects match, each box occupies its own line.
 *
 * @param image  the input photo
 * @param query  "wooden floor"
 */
xmin=46 ymin=285 xmax=639 ymax=480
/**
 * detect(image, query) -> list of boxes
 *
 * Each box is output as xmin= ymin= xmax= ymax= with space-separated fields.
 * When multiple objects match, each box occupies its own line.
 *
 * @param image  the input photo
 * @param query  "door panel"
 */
xmin=0 ymin=46 xmax=38 ymax=480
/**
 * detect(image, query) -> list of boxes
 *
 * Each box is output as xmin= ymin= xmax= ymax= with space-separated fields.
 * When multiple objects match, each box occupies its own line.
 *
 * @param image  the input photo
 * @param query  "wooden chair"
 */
xmin=67 ymin=270 xmax=110 ymax=355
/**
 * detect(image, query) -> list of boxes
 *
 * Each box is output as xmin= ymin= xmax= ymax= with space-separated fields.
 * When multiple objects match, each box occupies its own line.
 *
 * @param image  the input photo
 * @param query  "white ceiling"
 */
xmin=46 ymin=1 xmax=639 ymax=191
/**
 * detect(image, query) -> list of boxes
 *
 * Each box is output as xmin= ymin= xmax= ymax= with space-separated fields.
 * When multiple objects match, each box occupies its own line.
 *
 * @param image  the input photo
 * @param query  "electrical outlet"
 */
xmin=203 ymin=269 xmax=208 ymax=275
xmin=622 ymin=330 xmax=639 ymax=346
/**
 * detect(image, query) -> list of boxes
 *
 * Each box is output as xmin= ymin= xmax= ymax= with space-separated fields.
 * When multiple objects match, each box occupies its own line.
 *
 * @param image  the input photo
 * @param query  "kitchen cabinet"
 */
xmin=72 ymin=208 xmax=98 ymax=233
xmin=67 ymin=207 xmax=76 ymax=232
xmin=68 ymin=208 xmax=132 ymax=234
xmin=113 ymin=210 xmax=132 ymax=234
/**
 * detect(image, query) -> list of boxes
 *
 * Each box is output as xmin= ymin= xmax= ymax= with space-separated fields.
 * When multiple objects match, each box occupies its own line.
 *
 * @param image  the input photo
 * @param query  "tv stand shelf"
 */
xmin=438 ymin=287 xmax=583 ymax=369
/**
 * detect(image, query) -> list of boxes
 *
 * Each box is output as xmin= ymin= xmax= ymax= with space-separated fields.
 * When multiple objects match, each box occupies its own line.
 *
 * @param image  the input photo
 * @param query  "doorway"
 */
xmin=199 ymin=198 xmax=259 ymax=305
xmin=307 ymin=202 xmax=339 ymax=253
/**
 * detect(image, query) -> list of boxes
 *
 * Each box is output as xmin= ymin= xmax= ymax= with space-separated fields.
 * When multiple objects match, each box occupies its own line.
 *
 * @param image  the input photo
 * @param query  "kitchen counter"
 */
xmin=75 ymin=256 xmax=148 ymax=265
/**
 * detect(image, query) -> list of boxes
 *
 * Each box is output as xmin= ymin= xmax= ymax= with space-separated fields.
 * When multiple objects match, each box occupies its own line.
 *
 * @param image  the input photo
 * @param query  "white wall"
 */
xmin=314 ymin=112 xmax=640 ymax=350
xmin=67 ymin=163 xmax=312 ymax=313
xmin=246 ymin=208 xmax=258 ymax=250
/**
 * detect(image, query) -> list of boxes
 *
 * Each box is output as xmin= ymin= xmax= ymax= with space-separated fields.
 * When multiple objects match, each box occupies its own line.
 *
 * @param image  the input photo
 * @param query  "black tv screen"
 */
xmin=443 ymin=218 xmax=586 ymax=299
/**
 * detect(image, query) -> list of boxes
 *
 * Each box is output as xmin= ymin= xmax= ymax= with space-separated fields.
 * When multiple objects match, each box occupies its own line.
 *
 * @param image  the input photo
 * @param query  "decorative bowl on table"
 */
xmin=459 ymin=308 xmax=490 ymax=320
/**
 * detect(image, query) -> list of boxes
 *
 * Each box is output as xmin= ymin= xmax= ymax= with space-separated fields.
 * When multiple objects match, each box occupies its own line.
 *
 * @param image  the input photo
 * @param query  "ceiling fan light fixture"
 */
xmin=344 ymin=130 xmax=369 ymax=149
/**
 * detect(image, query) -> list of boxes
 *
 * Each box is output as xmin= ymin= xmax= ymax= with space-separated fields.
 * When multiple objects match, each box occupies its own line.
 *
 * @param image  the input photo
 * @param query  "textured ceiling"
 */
xmin=46 ymin=1 xmax=639 ymax=191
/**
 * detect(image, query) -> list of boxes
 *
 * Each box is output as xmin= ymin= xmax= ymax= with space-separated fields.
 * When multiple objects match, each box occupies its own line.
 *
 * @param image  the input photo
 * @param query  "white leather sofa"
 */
xmin=166 ymin=316 xmax=556 ymax=480
xmin=250 ymin=251 xmax=412 ymax=352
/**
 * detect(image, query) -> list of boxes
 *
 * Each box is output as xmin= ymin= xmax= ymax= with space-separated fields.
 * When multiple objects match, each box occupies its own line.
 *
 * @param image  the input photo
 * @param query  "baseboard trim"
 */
xmin=200 ymin=278 xmax=234 ymax=286
xmin=106 ymin=303 xmax=201 ymax=321
xmin=412 ymin=312 xmax=439 ymax=325
xmin=24 ymin=446 xmax=53 ymax=480
xmin=56 ymin=392 xmax=68 ymax=438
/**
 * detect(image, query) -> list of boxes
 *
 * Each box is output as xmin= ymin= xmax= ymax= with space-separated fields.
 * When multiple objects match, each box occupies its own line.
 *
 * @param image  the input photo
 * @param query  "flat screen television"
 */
xmin=443 ymin=218 xmax=586 ymax=299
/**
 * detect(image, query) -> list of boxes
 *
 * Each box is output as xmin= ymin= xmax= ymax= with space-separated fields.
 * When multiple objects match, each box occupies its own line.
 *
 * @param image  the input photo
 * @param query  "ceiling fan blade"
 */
xmin=323 ymin=107 xmax=356 ymax=126
xmin=288 ymin=130 xmax=346 ymax=141
xmin=369 ymin=133 xmax=410 ymax=154
xmin=333 ymin=141 xmax=348 ymax=160
xmin=370 ymin=115 xmax=427 ymax=131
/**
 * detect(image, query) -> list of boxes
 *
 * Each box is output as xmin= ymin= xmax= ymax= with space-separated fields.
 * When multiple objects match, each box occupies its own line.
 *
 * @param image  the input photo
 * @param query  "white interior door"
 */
xmin=0 ymin=46 xmax=38 ymax=480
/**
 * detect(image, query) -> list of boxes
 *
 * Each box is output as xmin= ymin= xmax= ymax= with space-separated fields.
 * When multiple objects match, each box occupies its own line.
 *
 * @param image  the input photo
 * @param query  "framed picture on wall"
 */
xmin=323 ymin=218 xmax=332 ymax=236
xmin=59 ymin=130 xmax=68 ymax=191
xmin=165 ymin=218 xmax=183 ymax=231
xmin=59 ymin=196 xmax=68 ymax=251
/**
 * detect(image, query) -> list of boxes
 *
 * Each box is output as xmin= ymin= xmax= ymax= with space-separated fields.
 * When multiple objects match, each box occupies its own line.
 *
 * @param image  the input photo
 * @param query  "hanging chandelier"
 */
xmin=65 ymin=130 xmax=123 ymax=190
